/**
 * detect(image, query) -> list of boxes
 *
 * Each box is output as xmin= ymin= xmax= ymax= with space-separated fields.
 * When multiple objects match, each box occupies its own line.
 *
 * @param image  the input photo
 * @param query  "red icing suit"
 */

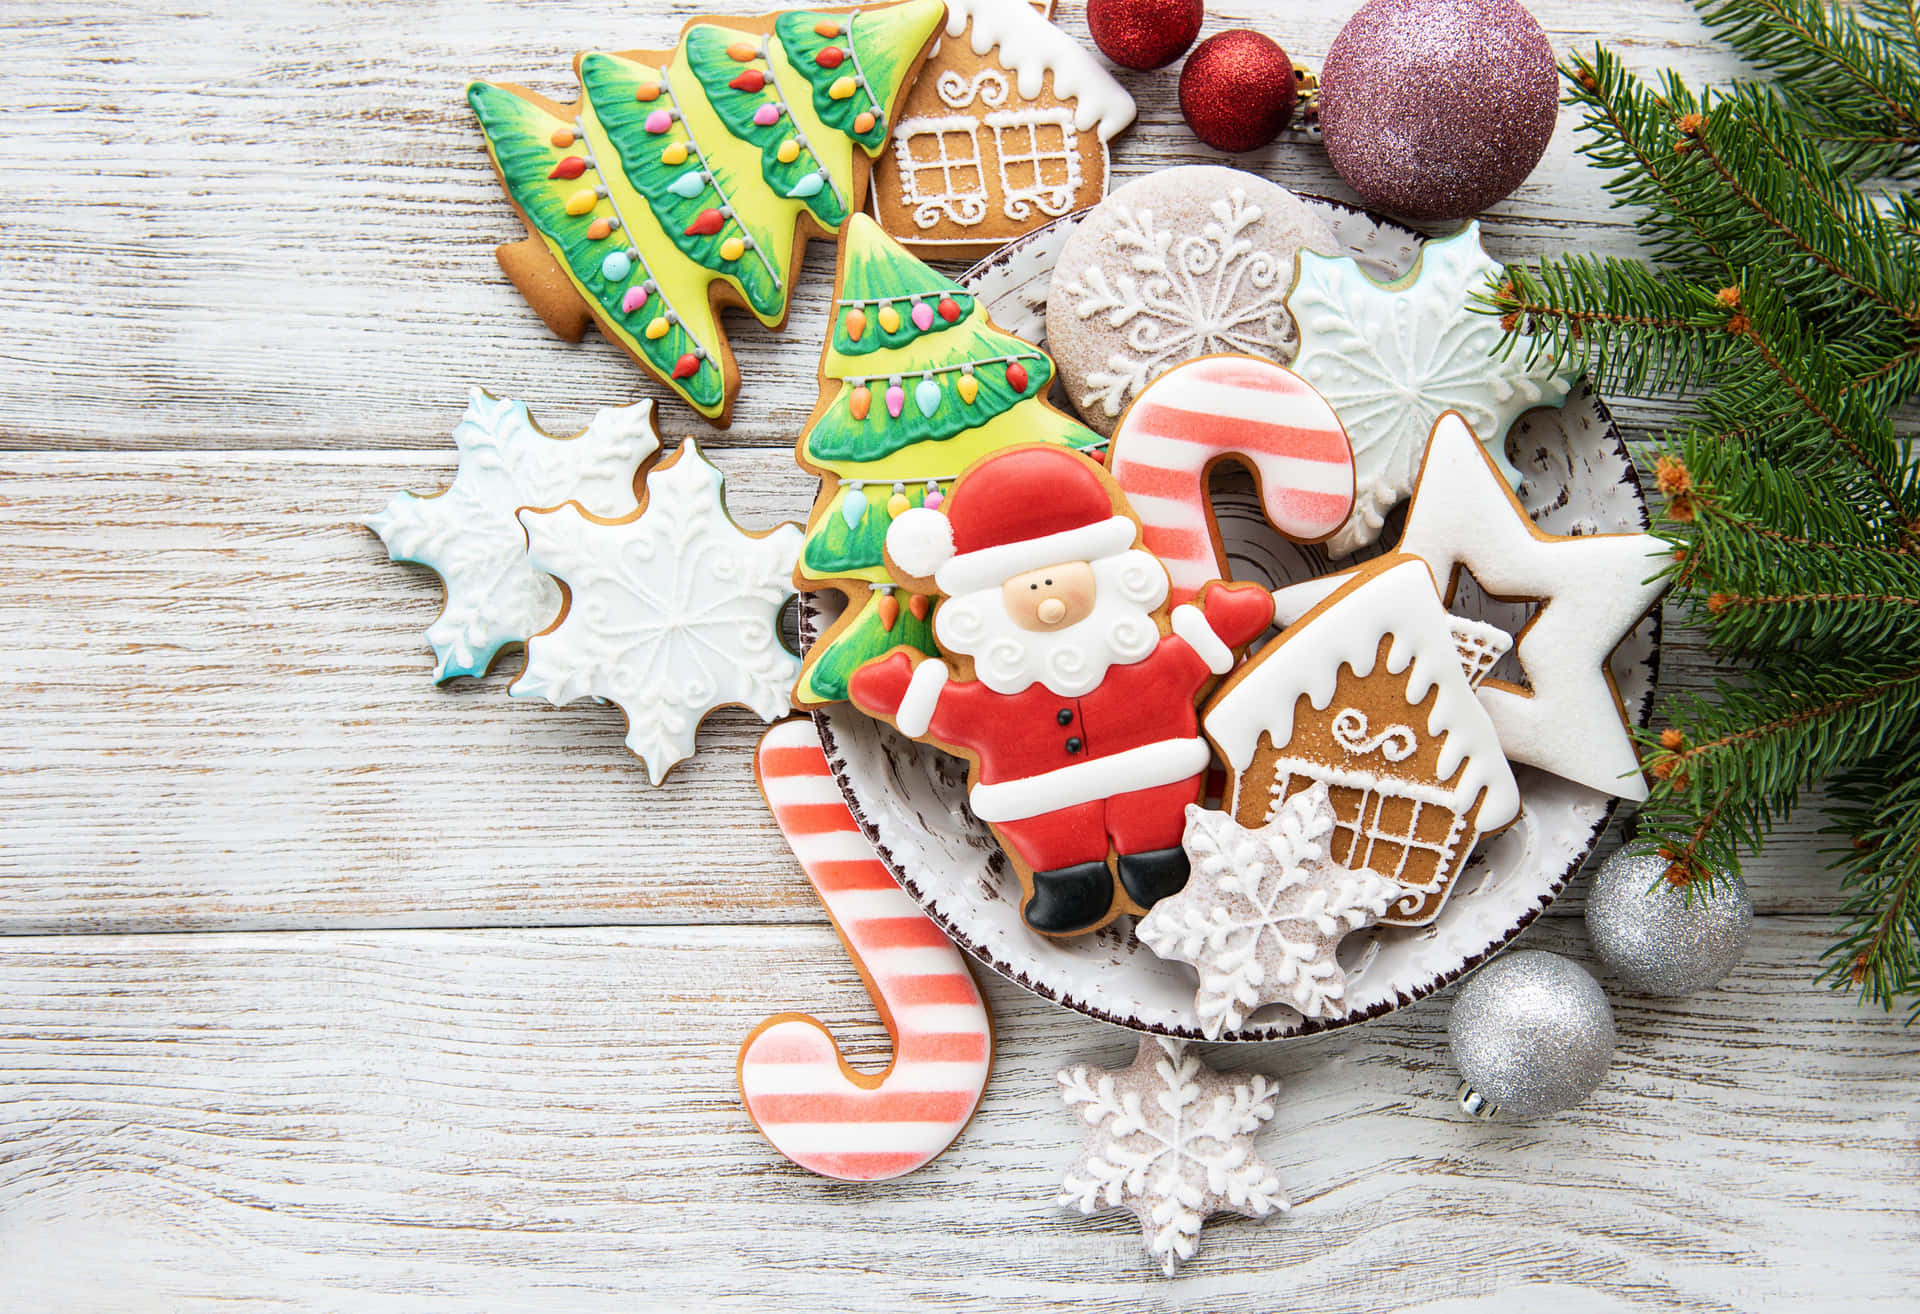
xmin=851 ymin=582 xmax=1275 ymax=871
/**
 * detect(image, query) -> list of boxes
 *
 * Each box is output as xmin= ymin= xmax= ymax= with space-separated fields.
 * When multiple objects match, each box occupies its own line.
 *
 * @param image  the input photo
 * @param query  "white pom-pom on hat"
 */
xmin=885 ymin=505 xmax=955 ymax=580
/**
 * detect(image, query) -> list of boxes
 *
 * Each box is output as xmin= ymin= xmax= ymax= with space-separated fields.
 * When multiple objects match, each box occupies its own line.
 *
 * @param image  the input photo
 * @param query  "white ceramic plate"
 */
xmin=805 ymin=201 xmax=1659 ymax=1041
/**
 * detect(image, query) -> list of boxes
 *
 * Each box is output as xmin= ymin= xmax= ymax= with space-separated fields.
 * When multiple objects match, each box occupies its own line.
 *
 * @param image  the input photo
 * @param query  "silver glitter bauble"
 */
xmin=1584 ymin=850 xmax=1753 ymax=995
xmin=1448 ymin=950 xmax=1615 ymax=1120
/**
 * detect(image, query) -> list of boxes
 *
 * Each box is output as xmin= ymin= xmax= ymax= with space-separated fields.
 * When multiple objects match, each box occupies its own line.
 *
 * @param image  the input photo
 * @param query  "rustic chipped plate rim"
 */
xmin=801 ymin=200 xmax=1661 ymax=1041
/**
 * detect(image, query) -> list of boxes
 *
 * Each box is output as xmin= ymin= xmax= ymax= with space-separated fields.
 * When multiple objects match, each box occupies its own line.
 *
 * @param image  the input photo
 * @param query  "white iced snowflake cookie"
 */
xmin=1288 ymin=222 xmax=1574 ymax=556
xmin=1045 ymin=167 xmax=1339 ymax=436
xmin=1138 ymin=789 xmax=1404 ymax=1038
xmin=1057 ymin=1037 xmax=1288 ymax=1276
xmin=366 ymin=388 xmax=659 ymax=681
xmin=513 ymin=439 xmax=804 ymax=786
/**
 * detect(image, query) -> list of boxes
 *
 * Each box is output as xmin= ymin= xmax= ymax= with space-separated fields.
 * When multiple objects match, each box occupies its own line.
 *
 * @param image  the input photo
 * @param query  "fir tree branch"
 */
xmin=1820 ymin=742 xmax=1920 ymax=1015
xmin=1697 ymin=0 xmax=1920 ymax=166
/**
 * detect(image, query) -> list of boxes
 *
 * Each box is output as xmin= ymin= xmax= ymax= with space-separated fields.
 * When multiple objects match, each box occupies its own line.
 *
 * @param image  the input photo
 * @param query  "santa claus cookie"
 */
xmin=848 ymin=443 xmax=1276 ymax=938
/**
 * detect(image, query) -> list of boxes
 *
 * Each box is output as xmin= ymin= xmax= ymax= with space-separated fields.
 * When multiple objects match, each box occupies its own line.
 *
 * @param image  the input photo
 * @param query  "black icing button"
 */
xmin=1056 ymin=708 xmax=1074 ymax=725
xmin=1065 ymin=737 xmax=1084 ymax=754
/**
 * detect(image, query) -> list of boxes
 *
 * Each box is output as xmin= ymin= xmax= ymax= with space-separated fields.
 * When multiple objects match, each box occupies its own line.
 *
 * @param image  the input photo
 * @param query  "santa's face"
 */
xmin=935 ymin=548 xmax=1170 ymax=697
xmin=1002 ymin=562 xmax=1096 ymax=631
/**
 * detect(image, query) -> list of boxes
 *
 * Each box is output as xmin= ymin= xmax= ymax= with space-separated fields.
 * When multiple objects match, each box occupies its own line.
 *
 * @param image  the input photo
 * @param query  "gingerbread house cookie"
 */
xmin=1201 ymin=555 xmax=1521 ymax=925
xmin=869 ymin=0 xmax=1136 ymax=258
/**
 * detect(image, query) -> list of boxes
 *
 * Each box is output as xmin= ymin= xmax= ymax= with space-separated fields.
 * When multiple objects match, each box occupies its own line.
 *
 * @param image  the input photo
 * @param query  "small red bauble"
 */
xmin=1178 ymin=30 xmax=1297 ymax=153
xmin=1088 ymin=0 xmax=1205 ymax=71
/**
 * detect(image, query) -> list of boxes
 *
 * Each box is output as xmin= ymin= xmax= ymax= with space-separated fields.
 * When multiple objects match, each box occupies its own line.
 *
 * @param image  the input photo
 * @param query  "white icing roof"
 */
xmin=942 ymin=0 xmax=1137 ymax=140
xmin=1205 ymin=558 xmax=1521 ymax=829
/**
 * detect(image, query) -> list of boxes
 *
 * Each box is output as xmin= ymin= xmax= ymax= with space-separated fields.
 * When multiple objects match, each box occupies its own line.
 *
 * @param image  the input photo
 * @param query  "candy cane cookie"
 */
xmin=1106 ymin=355 xmax=1356 ymax=606
xmin=739 ymin=718 xmax=993 ymax=1180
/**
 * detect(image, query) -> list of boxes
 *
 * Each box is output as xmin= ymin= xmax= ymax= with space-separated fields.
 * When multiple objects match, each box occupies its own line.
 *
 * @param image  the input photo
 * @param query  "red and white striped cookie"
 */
xmin=738 ymin=718 xmax=994 ymax=1181
xmin=1107 ymin=355 xmax=1356 ymax=605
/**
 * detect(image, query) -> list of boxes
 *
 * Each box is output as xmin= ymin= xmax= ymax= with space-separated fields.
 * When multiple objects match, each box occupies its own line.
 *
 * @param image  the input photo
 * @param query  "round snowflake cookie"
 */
xmin=1045 ymin=167 xmax=1338 ymax=437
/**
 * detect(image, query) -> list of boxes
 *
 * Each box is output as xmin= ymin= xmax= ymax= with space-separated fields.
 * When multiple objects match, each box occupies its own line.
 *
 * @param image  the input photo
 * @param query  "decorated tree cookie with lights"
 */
xmin=467 ymin=1 xmax=945 ymax=425
xmin=792 ymin=214 xmax=1108 ymax=705
xmin=848 ymin=443 xmax=1276 ymax=939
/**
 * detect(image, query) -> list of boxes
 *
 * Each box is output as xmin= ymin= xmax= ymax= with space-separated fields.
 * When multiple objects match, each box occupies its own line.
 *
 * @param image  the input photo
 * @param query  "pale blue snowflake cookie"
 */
xmin=1287 ymin=221 xmax=1574 ymax=556
xmin=367 ymin=388 xmax=659 ymax=680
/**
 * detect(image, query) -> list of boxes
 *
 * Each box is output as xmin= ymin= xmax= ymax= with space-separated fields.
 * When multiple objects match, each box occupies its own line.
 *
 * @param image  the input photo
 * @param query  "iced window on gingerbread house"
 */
xmin=1267 ymin=762 xmax=1469 ymax=892
xmin=891 ymin=114 xmax=990 ymax=229
xmin=985 ymin=109 xmax=1082 ymax=222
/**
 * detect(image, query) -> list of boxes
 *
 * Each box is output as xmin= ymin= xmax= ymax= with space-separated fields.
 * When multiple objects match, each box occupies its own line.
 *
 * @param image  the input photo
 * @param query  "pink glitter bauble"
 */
xmin=1178 ymin=30 xmax=1297 ymax=154
xmin=1088 ymin=0 xmax=1205 ymax=71
xmin=1320 ymin=0 xmax=1558 ymax=222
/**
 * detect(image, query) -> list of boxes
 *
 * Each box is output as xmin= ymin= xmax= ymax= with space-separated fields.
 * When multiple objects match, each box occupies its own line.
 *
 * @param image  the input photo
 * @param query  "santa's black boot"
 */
xmin=1117 ymin=847 xmax=1191 ymax=910
xmin=1023 ymin=862 xmax=1113 ymax=935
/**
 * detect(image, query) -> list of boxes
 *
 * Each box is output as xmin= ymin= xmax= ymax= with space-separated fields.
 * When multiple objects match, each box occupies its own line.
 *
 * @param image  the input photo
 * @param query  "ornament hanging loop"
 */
xmin=1455 ymin=1080 xmax=1498 ymax=1121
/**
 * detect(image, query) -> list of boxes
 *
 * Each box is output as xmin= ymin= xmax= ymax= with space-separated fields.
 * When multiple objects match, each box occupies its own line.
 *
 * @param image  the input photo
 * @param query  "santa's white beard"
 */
xmin=933 ymin=549 xmax=1171 ymax=697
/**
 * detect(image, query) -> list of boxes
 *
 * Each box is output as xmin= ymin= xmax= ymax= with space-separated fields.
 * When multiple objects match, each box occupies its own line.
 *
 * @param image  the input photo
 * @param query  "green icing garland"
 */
xmin=467 ymin=81 xmax=725 ymax=413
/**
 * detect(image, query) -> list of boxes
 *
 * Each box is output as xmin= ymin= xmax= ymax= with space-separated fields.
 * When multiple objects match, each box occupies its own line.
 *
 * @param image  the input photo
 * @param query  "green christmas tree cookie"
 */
xmin=793 ymin=214 xmax=1108 ymax=706
xmin=468 ymin=1 xmax=944 ymax=427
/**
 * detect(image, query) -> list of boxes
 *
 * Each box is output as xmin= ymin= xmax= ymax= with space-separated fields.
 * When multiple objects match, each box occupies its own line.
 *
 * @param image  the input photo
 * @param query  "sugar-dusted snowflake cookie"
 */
xmin=513 ymin=439 xmax=804 ymax=785
xmin=367 ymin=388 xmax=660 ymax=681
xmin=1057 ymin=1037 xmax=1288 ymax=1276
xmin=1046 ymin=167 xmax=1338 ymax=436
xmin=1138 ymin=788 xmax=1404 ymax=1038
xmin=1288 ymin=222 xmax=1573 ymax=556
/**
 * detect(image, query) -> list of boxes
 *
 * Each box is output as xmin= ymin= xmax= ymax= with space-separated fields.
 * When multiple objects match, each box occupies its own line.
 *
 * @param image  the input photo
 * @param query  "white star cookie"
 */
xmin=1287 ymin=222 xmax=1572 ymax=556
xmin=1398 ymin=412 xmax=1670 ymax=801
xmin=513 ymin=440 xmax=804 ymax=785
xmin=367 ymin=388 xmax=660 ymax=680
xmin=1057 ymin=1037 xmax=1288 ymax=1276
xmin=1139 ymin=789 xmax=1403 ymax=1038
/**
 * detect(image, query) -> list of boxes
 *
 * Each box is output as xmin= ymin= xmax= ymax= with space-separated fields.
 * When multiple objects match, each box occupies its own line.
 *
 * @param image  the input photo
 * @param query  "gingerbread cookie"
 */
xmin=367 ymin=388 xmax=660 ymax=681
xmin=869 ymin=0 xmax=1136 ymax=259
xmin=1057 ymin=1037 xmax=1288 ymax=1276
xmin=1287 ymin=222 xmax=1573 ymax=554
xmin=1138 ymin=786 xmax=1404 ymax=1037
xmin=1392 ymin=411 xmax=1670 ymax=801
xmin=513 ymin=439 xmax=804 ymax=785
xmin=1046 ymin=168 xmax=1339 ymax=437
xmin=468 ymin=1 xmax=945 ymax=426
xmin=847 ymin=443 xmax=1276 ymax=938
xmin=1103 ymin=355 xmax=1355 ymax=606
xmin=791 ymin=214 xmax=1106 ymax=707
xmin=1202 ymin=554 xmax=1521 ymax=925
xmin=740 ymin=719 xmax=993 ymax=1181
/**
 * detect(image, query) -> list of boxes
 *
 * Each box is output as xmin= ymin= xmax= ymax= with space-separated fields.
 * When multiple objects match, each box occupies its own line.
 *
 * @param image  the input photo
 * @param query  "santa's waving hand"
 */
xmin=849 ymin=445 xmax=1275 ymax=938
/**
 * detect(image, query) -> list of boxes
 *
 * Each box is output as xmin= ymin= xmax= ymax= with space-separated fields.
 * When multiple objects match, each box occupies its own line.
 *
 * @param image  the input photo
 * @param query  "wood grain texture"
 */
xmin=0 ymin=918 xmax=1913 ymax=1312
xmin=1 ymin=0 xmax=1727 ymax=451
xmin=0 ymin=450 xmax=1846 ymax=931
xmin=4 ymin=1 xmax=1915 ymax=1307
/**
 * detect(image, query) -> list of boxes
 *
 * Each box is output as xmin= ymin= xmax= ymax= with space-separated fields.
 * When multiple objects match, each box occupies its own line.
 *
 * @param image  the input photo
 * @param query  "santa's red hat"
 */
xmin=886 ymin=445 xmax=1136 ymax=596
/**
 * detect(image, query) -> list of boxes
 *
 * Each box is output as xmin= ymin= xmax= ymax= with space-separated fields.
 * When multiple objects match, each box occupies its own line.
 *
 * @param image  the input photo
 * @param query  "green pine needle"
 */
xmin=1504 ymin=1 xmax=1920 ymax=1016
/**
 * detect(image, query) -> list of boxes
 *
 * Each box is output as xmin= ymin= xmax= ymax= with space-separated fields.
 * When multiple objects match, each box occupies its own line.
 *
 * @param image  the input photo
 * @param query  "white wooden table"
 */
xmin=3 ymin=2 xmax=1916 ymax=1308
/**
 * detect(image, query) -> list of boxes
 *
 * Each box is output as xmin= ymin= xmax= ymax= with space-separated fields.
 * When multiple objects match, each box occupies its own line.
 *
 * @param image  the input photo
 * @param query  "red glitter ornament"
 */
xmin=1178 ymin=30 xmax=1297 ymax=153
xmin=1087 ymin=0 xmax=1204 ymax=71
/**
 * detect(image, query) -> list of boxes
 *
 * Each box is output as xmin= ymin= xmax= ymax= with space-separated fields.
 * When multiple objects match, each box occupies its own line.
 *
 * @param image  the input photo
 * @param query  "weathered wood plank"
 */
xmin=0 ymin=450 xmax=1846 ymax=932
xmin=0 ymin=0 xmax=1737 ymax=450
xmin=0 ymin=918 xmax=1911 ymax=1312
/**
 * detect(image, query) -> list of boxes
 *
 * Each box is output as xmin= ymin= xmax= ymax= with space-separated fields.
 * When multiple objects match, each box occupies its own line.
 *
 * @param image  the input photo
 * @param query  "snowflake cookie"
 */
xmin=367 ymin=388 xmax=660 ymax=681
xmin=1288 ymin=222 xmax=1573 ymax=556
xmin=513 ymin=439 xmax=804 ymax=785
xmin=1046 ymin=167 xmax=1338 ymax=436
xmin=1138 ymin=789 xmax=1404 ymax=1038
xmin=1058 ymin=1037 xmax=1288 ymax=1276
